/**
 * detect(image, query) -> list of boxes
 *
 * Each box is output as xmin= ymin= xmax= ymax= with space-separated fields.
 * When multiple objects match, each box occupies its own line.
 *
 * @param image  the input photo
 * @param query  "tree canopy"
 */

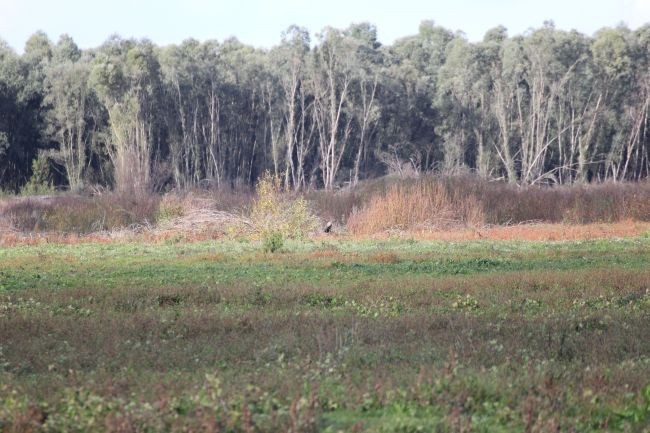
xmin=1 ymin=22 xmax=649 ymax=193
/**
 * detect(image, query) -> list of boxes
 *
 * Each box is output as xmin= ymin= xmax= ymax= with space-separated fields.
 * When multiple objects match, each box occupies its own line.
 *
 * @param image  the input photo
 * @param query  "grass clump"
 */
xmin=347 ymin=178 xmax=484 ymax=235
xmin=0 ymin=193 xmax=159 ymax=233
xmin=346 ymin=176 xmax=650 ymax=235
xmin=155 ymin=194 xmax=185 ymax=223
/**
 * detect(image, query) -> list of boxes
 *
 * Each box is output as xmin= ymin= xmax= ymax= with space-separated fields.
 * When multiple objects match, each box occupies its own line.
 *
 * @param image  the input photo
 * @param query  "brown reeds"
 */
xmin=2 ymin=175 xmax=650 ymax=238
xmin=346 ymin=176 xmax=650 ymax=235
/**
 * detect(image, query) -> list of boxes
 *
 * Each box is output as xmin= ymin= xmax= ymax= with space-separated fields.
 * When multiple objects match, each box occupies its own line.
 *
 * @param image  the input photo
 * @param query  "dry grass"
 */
xmin=347 ymin=179 xmax=484 ymax=235
xmin=0 ymin=188 xmax=255 ymax=244
xmin=0 ymin=193 xmax=159 ymax=234
xmin=154 ymin=178 xmax=319 ymax=242
xmin=156 ymin=194 xmax=251 ymax=236
xmin=346 ymin=176 xmax=650 ymax=235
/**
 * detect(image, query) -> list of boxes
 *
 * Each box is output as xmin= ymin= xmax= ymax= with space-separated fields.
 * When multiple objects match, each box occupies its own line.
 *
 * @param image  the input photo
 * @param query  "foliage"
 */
xmin=156 ymin=194 xmax=185 ymax=222
xmin=263 ymin=230 xmax=284 ymax=253
xmin=346 ymin=175 xmax=650 ymax=233
xmin=1 ymin=24 xmax=650 ymax=193
xmin=20 ymin=152 xmax=55 ymax=196
xmin=250 ymin=172 xmax=319 ymax=240
xmin=0 ymin=193 xmax=159 ymax=233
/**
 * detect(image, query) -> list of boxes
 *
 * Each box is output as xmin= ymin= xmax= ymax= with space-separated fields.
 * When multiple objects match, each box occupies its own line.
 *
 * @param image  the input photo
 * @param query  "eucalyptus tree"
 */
xmin=631 ymin=24 xmax=650 ymax=179
xmin=20 ymin=31 xmax=52 ymax=103
xmin=0 ymin=41 xmax=25 ymax=189
xmin=486 ymin=26 xmax=594 ymax=184
xmin=611 ymin=25 xmax=650 ymax=181
xmin=271 ymin=25 xmax=312 ymax=189
xmin=590 ymin=26 xmax=640 ymax=181
xmin=437 ymin=32 xmax=503 ymax=178
xmin=42 ymin=35 xmax=97 ymax=191
xmin=1 ymin=21 xmax=650 ymax=194
xmin=90 ymin=37 xmax=164 ymax=194
xmin=468 ymin=30 xmax=506 ymax=178
xmin=437 ymin=37 xmax=476 ymax=173
xmin=160 ymin=39 xmax=224 ymax=187
xmin=546 ymin=30 xmax=599 ymax=184
xmin=515 ymin=25 xmax=582 ymax=184
xmin=261 ymin=46 xmax=285 ymax=180
xmin=310 ymin=27 xmax=356 ymax=189
xmin=379 ymin=22 xmax=454 ymax=174
xmin=0 ymin=35 xmax=52 ymax=190
xmin=346 ymin=23 xmax=383 ymax=185
xmin=217 ymin=38 xmax=271 ymax=185
xmin=197 ymin=40 xmax=229 ymax=185
xmin=488 ymin=35 xmax=521 ymax=183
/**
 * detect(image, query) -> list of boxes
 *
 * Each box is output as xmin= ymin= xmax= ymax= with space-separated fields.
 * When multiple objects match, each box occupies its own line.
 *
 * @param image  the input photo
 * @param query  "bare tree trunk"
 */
xmin=352 ymin=74 xmax=378 ymax=185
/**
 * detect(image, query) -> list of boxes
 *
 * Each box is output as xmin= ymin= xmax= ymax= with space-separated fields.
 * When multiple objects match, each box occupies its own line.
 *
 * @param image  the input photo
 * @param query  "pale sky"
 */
xmin=1 ymin=0 xmax=649 ymax=52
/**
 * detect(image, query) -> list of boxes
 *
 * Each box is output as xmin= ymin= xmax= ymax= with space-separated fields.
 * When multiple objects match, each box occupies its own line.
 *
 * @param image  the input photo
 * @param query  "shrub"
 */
xmin=20 ymin=153 xmax=55 ymax=196
xmin=347 ymin=177 xmax=484 ymax=235
xmin=263 ymin=231 xmax=284 ymax=253
xmin=250 ymin=172 xmax=319 ymax=240
xmin=347 ymin=175 xmax=650 ymax=234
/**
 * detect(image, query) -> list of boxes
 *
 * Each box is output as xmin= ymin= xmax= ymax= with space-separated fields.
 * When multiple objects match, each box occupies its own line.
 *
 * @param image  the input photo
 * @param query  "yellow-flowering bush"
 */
xmin=250 ymin=172 xmax=319 ymax=243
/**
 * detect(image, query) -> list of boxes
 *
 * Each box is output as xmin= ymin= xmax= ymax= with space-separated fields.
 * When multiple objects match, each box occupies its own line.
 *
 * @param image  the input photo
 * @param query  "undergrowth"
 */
xmin=3 ymin=175 xmax=650 ymax=236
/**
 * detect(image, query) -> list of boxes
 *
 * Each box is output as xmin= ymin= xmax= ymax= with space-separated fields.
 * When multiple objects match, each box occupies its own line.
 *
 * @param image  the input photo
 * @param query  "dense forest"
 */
xmin=0 ymin=21 xmax=649 ymax=194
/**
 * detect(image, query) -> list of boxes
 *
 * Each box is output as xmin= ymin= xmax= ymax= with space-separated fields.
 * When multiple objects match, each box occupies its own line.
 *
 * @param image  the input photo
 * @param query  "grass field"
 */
xmin=1 ymin=236 xmax=650 ymax=432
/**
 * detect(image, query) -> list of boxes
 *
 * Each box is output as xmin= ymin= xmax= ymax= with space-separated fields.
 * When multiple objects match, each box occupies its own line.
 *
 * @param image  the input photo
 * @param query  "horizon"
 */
xmin=1 ymin=0 xmax=649 ymax=53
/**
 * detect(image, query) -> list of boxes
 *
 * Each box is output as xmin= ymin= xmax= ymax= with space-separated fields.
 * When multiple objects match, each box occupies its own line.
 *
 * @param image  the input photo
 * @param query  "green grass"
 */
xmin=1 ymin=237 xmax=649 ymax=432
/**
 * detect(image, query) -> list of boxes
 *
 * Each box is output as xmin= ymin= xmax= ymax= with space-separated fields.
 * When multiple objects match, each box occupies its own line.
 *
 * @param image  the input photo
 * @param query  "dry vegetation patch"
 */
xmin=346 ymin=176 xmax=650 ymax=235
xmin=2 ymin=176 xmax=650 ymax=245
xmin=349 ymin=221 xmax=650 ymax=242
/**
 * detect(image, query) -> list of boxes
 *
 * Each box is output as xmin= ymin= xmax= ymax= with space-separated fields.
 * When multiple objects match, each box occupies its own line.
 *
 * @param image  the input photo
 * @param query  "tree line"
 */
xmin=0 ymin=21 xmax=649 ymax=194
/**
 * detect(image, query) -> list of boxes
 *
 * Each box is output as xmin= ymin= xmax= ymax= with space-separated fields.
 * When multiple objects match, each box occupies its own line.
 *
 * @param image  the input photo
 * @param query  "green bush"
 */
xmin=20 ymin=153 xmax=54 ymax=196
xmin=263 ymin=230 xmax=284 ymax=253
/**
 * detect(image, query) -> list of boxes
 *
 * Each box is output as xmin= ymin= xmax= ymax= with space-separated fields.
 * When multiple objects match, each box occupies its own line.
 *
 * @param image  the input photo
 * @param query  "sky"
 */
xmin=0 ymin=0 xmax=649 ymax=52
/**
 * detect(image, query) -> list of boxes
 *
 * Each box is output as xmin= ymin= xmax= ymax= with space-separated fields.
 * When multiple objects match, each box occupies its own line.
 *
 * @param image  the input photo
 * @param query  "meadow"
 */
xmin=1 ymin=236 xmax=649 ymax=432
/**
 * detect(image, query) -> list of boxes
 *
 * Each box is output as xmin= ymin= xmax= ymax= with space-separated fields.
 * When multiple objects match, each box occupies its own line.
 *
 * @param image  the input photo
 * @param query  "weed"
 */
xmin=263 ymin=231 xmax=284 ymax=253
xmin=249 ymin=285 xmax=272 ymax=306
xmin=304 ymin=294 xmax=343 ymax=308
xmin=452 ymin=294 xmax=480 ymax=311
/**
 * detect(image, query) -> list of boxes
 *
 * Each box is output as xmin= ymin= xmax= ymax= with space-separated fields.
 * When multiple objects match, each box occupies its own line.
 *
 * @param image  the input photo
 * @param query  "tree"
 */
xmin=91 ymin=37 xmax=163 ymax=194
xmin=1 ymin=22 xmax=649 ymax=193
xmin=0 ymin=36 xmax=51 ymax=191
xmin=310 ymin=28 xmax=355 ymax=189
xmin=346 ymin=23 xmax=383 ymax=185
xmin=271 ymin=25 xmax=312 ymax=189
xmin=42 ymin=36 xmax=95 ymax=191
